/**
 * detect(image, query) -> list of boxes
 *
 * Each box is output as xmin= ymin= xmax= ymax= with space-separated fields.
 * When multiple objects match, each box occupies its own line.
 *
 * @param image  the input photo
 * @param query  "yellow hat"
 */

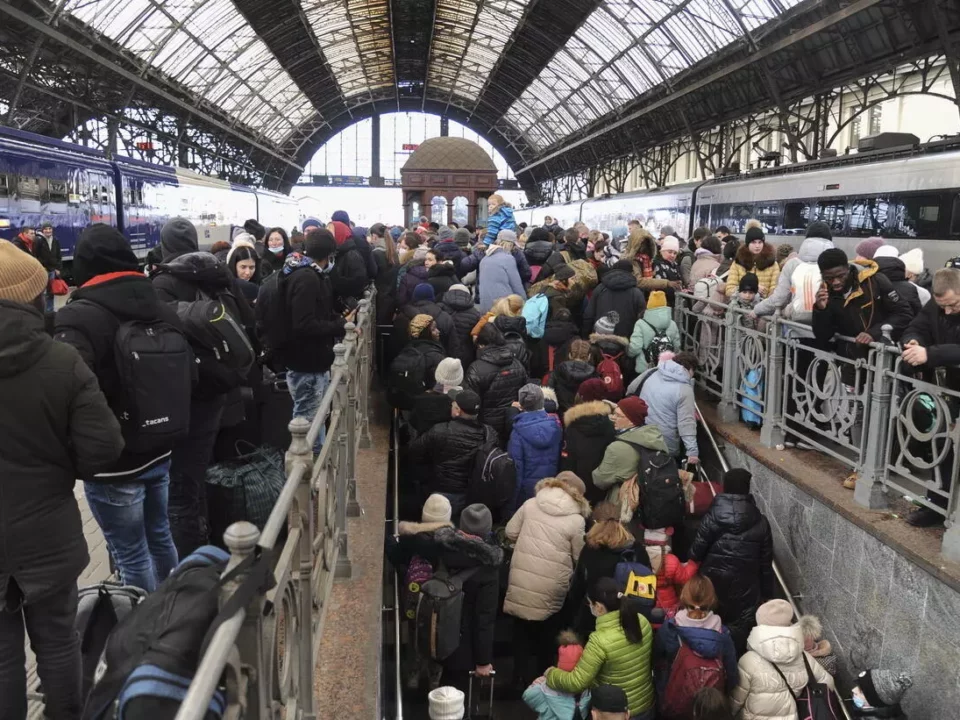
xmin=0 ymin=239 xmax=48 ymax=304
xmin=408 ymin=313 xmax=434 ymax=338
xmin=647 ymin=290 xmax=667 ymax=310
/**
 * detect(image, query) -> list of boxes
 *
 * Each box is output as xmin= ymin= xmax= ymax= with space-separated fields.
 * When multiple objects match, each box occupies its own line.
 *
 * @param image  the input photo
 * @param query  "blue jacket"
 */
xmin=509 ymin=409 xmax=562 ymax=507
xmin=478 ymin=247 xmax=526 ymax=313
xmin=654 ymin=617 xmax=740 ymax=694
xmin=522 ymin=683 xmax=591 ymax=720
xmin=484 ymin=205 xmax=517 ymax=245
xmin=639 ymin=359 xmax=698 ymax=457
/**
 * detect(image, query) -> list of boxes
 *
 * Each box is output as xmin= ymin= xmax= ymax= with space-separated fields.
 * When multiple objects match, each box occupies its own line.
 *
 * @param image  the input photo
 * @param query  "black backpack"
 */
xmin=643 ymin=321 xmax=675 ymax=367
xmin=176 ymin=290 xmax=255 ymax=394
xmin=623 ymin=442 xmax=686 ymax=529
xmin=468 ymin=426 xmax=516 ymax=520
xmin=415 ymin=563 xmax=481 ymax=661
xmin=387 ymin=344 xmax=428 ymax=409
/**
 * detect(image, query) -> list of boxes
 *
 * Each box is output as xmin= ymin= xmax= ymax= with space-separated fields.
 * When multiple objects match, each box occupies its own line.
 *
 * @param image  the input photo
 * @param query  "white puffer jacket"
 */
xmin=730 ymin=623 xmax=836 ymax=720
xmin=503 ymin=477 xmax=590 ymax=621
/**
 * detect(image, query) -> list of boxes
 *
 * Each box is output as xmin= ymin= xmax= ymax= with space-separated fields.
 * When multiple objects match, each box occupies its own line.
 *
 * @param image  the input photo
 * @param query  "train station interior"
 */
xmin=3 ymin=1 xmax=960 ymax=719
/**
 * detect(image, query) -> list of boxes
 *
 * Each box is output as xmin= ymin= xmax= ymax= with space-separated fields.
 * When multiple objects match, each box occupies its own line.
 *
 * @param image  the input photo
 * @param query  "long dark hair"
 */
xmin=228 ymin=246 xmax=261 ymax=284
xmin=589 ymin=577 xmax=644 ymax=644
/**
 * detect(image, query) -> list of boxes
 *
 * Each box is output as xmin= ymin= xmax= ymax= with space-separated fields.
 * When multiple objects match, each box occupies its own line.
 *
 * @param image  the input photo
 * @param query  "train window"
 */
xmin=48 ymin=180 xmax=68 ymax=204
xmin=753 ymin=202 xmax=783 ymax=234
xmin=891 ymin=194 xmax=943 ymax=238
xmin=782 ymin=201 xmax=811 ymax=236
xmin=951 ymin=195 xmax=960 ymax=237
xmin=816 ymin=200 xmax=847 ymax=234
xmin=17 ymin=175 xmax=41 ymax=201
xmin=848 ymin=197 xmax=892 ymax=237
xmin=0 ymin=174 xmax=9 ymax=198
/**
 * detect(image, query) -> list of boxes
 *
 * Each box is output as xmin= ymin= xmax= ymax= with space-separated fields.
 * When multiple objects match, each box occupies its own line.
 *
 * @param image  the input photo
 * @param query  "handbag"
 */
xmin=205 ymin=443 xmax=286 ymax=543
xmin=51 ymin=277 xmax=69 ymax=295
xmin=766 ymin=653 xmax=839 ymax=720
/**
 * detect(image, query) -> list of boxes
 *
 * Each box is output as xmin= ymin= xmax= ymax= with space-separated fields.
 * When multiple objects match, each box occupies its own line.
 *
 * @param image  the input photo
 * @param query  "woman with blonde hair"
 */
xmin=625 ymin=228 xmax=671 ymax=291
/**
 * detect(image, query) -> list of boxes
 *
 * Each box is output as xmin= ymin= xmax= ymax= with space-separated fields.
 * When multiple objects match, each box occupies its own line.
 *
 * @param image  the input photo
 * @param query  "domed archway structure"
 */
xmin=401 ymin=137 xmax=498 ymax=227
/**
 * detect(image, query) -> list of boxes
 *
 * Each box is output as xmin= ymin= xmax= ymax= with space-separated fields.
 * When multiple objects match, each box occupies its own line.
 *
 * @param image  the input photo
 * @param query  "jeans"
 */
xmin=170 ymin=395 xmax=225 ymax=558
xmin=0 ymin=581 xmax=82 ymax=720
xmin=84 ymin=461 xmax=179 ymax=593
xmin=287 ymin=370 xmax=331 ymax=455
xmin=45 ymin=271 xmax=55 ymax=313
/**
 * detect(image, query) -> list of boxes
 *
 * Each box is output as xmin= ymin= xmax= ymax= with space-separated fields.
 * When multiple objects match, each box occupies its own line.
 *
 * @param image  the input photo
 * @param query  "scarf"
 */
xmin=674 ymin=608 xmax=723 ymax=632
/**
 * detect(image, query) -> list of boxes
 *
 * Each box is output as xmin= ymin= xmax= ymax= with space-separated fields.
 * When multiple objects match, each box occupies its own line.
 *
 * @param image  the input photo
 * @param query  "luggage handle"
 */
xmin=467 ymin=670 xmax=496 ymax=720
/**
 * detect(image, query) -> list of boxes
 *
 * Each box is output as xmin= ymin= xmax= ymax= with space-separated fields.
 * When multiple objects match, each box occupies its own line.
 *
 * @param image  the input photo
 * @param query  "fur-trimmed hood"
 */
xmin=535 ymin=477 xmax=592 ymax=518
xmin=735 ymin=241 xmax=777 ymax=271
xmin=434 ymin=526 xmax=504 ymax=566
xmin=589 ymin=332 xmax=629 ymax=349
xmin=564 ymin=400 xmax=613 ymax=426
xmin=398 ymin=520 xmax=453 ymax=536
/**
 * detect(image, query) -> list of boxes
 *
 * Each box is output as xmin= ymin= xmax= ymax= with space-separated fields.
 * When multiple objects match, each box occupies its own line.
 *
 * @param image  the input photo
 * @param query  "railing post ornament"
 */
xmin=855 ymin=328 xmax=893 ymax=510
xmin=760 ymin=313 xmax=786 ymax=448
xmin=718 ymin=306 xmax=739 ymax=423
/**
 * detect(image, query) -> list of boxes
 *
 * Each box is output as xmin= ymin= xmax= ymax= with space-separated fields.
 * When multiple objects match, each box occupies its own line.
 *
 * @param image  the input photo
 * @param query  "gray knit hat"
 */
xmin=518 ymin=383 xmax=544 ymax=411
xmin=438 ymin=227 xmax=455 ymax=242
xmin=497 ymin=229 xmax=518 ymax=246
xmin=459 ymin=504 xmax=492 ymax=537
xmin=454 ymin=228 xmax=472 ymax=248
xmin=858 ymin=669 xmax=913 ymax=708
xmin=594 ymin=311 xmax=620 ymax=336
xmin=434 ymin=357 xmax=464 ymax=389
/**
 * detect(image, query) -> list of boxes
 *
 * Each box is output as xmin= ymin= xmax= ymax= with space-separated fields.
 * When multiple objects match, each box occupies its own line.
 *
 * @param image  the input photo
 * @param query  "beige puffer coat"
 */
xmin=503 ymin=477 xmax=590 ymax=621
xmin=730 ymin=623 xmax=835 ymax=720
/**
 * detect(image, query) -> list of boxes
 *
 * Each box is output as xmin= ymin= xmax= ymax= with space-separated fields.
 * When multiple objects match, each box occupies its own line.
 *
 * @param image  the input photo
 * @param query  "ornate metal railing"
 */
xmin=674 ymin=291 xmax=960 ymax=560
xmin=174 ymin=286 xmax=376 ymax=720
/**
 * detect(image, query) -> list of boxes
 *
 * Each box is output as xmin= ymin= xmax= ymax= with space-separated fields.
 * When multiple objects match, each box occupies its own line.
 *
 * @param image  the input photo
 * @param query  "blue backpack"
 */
xmin=521 ymin=293 xmax=549 ymax=338
xmin=740 ymin=367 xmax=764 ymax=427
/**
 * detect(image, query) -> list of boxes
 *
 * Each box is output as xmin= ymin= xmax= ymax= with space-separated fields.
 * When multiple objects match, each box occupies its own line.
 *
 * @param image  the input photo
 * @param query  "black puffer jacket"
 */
xmin=373 ymin=247 xmax=398 ymax=324
xmin=0 ymin=301 xmax=123 ymax=606
xmin=408 ymin=338 xmax=447 ymax=390
xmin=442 ymin=286 xmax=481 ymax=368
xmin=465 ymin=345 xmax=528 ymax=445
xmin=689 ymin=493 xmax=774 ymax=653
xmin=493 ymin=315 xmax=532 ymax=372
xmin=548 ymin=359 xmax=596 ymax=414
xmin=901 ymin=298 xmax=960 ymax=389
xmin=561 ymin=401 xmax=616 ymax=504
xmin=432 ymin=240 xmax=466 ymax=276
xmin=407 ymin=416 xmax=488 ymax=494
xmin=331 ymin=237 xmax=369 ymax=303
xmin=874 ymin=256 xmax=922 ymax=317
xmin=392 ymin=299 xmax=461 ymax=359
xmin=531 ymin=317 xmax=579 ymax=379
xmin=427 ymin=262 xmax=458 ymax=301
xmin=582 ymin=268 xmax=646 ymax=338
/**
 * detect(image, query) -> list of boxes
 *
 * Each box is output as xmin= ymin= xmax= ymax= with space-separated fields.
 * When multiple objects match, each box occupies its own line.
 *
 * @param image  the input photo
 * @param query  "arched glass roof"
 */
xmin=503 ymin=0 xmax=805 ymax=150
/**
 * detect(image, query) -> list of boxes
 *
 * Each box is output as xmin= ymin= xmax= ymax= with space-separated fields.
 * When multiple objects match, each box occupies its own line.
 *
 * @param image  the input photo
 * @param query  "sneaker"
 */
xmin=906 ymin=506 xmax=945 ymax=528
xmin=843 ymin=474 xmax=856 ymax=490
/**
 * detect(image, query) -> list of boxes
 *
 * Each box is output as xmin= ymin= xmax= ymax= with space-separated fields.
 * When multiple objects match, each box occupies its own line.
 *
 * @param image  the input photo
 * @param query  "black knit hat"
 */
xmin=745 ymin=227 xmax=765 ymax=243
xmin=739 ymin=272 xmax=759 ymax=293
xmin=817 ymin=247 xmax=849 ymax=272
xmin=723 ymin=468 xmax=752 ymax=494
xmin=160 ymin=217 xmax=198 ymax=260
xmin=806 ymin=221 xmax=833 ymax=241
xmin=73 ymin=224 xmax=140 ymax=286
xmin=857 ymin=669 xmax=912 ymax=709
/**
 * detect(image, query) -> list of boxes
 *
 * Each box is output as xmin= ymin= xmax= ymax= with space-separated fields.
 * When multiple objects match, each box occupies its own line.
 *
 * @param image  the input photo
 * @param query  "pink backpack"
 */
xmin=402 ymin=556 xmax=433 ymax=619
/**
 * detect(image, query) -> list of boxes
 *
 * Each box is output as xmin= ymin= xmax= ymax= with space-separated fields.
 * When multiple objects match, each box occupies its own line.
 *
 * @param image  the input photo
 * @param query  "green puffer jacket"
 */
xmin=628 ymin=306 xmax=681 ymax=373
xmin=546 ymin=610 xmax=655 ymax=717
xmin=592 ymin=425 xmax=668 ymax=507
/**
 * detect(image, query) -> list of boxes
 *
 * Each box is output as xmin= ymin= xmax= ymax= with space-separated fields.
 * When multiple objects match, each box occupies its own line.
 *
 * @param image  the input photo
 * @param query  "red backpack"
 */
xmin=660 ymin=638 xmax=725 ymax=719
xmin=597 ymin=352 xmax=625 ymax=399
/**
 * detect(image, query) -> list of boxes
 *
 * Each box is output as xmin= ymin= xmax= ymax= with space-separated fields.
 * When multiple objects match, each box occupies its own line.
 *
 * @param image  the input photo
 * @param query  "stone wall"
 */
xmin=720 ymin=444 xmax=960 ymax=720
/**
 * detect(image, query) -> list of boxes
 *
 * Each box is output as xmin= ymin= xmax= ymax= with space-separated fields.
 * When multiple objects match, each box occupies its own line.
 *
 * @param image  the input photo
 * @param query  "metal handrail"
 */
xmin=392 ymin=409 xmax=403 ymax=720
xmin=695 ymin=404 xmax=853 ymax=720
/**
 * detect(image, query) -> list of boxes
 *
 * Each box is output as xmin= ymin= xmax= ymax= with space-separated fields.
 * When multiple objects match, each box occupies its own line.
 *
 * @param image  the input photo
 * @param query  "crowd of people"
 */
xmin=383 ymin=206 xmax=919 ymax=720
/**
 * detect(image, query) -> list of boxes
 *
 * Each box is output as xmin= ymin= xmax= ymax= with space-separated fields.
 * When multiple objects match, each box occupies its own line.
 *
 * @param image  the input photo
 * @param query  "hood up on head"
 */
xmin=747 ymin=622 xmax=805 ymax=665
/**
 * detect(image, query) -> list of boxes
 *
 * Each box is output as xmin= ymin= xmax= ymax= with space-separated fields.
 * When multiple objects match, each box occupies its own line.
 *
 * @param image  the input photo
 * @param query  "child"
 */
xmin=628 ymin=290 xmax=681 ymax=374
xmin=730 ymin=272 xmax=763 ymax=330
xmin=645 ymin=538 xmax=700 ymax=619
xmin=799 ymin=614 xmax=839 ymax=676
xmin=850 ymin=669 xmax=912 ymax=718
xmin=522 ymin=631 xmax=592 ymax=720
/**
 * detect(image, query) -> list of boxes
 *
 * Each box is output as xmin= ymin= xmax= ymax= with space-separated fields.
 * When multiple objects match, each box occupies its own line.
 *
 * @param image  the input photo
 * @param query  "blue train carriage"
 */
xmin=0 ymin=125 xmax=117 ymax=259
xmin=112 ymin=155 xmax=179 ymax=259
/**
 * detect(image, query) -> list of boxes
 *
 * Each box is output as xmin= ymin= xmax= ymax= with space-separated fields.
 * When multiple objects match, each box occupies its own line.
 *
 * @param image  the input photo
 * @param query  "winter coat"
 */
xmin=874 ymin=256 xmax=922 ymax=317
xmin=484 ymin=205 xmax=517 ymax=245
xmin=330 ymin=237 xmax=369 ymax=301
xmin=730 ymin=622 xmax=835 ymax=720
xmin=532 ymin=318 xmax=579 ymax=378
xmin=567 ymin=540 xmax=651 ymax=637
xmin=465 ymin=344 xmax=528 ymax=444
xmin=34 ymin=234 xmax=62 ymax=273
xmin=54 ymin=272 xmax=188 ymax=481
xmin=679 ymin=249 xmax=695 ymax=288
xmin=478 ymin=247 xmax=526 ymax=314
xmin=689 ymin=493 xmax=774 ymax=652
xmin=509 ymin=410 xmax=563 ymax=506
xmin=427 ymin=262 xmax=458 ymax=301
xmin=409 ymin=390 xmax=455 ymax=434
xmin=504 ymin=477 xmax=590 ymax=620
xmin=754 ymin=236 xmax=834 ymax=325
xmin=654 ymin=615 xmax=739 ymax=696
xmin=653 ymin=255 xmax=682 ymax=283
xmin=902 ymin=297 xmax=960 ymax=389
xmin=646 ymin=546 xmax=698 ymax=612
xmin=639 ymin=359 xmax=698 ymax=458
xmin=0 ymin=301 xmax=123 ymax=606
xmin=726 ymin=244 xmax=780 ymax=298
xmin=441 ymin=286 xmax=482 ymax=368
xmin=812 ymin=260 xmax=913 ymax=345
xmin=592 ymin=424 xmax=669 ymax=505
xmin=582 ymin=269 xmax=647 ymax=338
xmin=384 ymin=519 xmax=453 ymax=571
xmin=431 ymin=239 xmax=466 ymax=275
xmin=690 ymin=252 xmax=721 ymax=290
xmin=434 ymin=527 xmax=503 ymax=670
xmin=562 ymin=401 xmax=616 ymax=505
xmin=392 ymin=299 xmax=461 ymax=358
xmin=372 ymin=246 xmax=398 ymax=324
xmin=407 ymin=416 xmax=489 ymax=495
xmin=397 ymin=259 xmax=430 ymax=307
xmin=628 ymin=306 xmax=681 ymax=373
xmin=494 ymin=314 xmax=533 ymax=371
xmin=546 ymin=609 xmax=655 ymax=717
xmin=548 ymin=360 xmax=596 ymax=415
xmin=590 ymin=333 xmax=632 ymax=388
xmin=523 ymin=682 xmax=591 ymax=720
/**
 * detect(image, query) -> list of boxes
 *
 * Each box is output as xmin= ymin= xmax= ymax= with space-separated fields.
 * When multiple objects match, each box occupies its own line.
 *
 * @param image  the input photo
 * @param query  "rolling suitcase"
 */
xmin=467 ymin=670 xmax=496 ymax=720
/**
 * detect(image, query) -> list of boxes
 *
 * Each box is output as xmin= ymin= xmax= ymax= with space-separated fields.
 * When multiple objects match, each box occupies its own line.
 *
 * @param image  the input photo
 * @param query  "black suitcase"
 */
xmin=467 ymin=670 xmax=496 ymax=720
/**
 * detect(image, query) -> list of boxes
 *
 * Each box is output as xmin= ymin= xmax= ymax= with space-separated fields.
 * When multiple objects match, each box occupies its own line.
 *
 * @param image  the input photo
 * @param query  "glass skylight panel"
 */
xmin=62 ymin=0 xmax=312 ymax=143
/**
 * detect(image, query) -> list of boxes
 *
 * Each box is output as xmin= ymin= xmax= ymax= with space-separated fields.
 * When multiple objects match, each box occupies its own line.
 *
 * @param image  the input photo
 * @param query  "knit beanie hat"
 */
xmin=428 ymin=686 xmax=465 ymax=720
xmin=806 ymin=221 xmax=833 ymax=240
xmin=73 ymin=224 xmax=140 ymax=286
xmin=454 ymin=228 xmax=472 ymax=247
xmin=617 ymin=396 xmax=649 ymax=426
xmin=577 ymin=377 xmax=608 ymax=402
xmin=723 ymin=238 xmax=740 ymax=260
xmin=593 ymin=311 xmax=620 ymax=336
xmin=723 ymin=468 xmax=752 ymax=494
xmin=739 ymin=272 xmax=759 ymax=293
xmin=438 ymin=227 xmax=455 ymax=242
xmin=447 ymin=283 xmax=470 ymax=295
xmin=331 ymin=210 xmax=351 ymax=225
xmin=857 ymin=669 xmax=913 ymax=708
xmin=518 ymin=383 xmax=544 ymax=411
xmin=756 ymin=599 xmax=794 ymax=627
xmin=0 ymin=240 xmax=48 ymax=303
xmin=413 ymin=283 xmax=436 ymax=303
xmin=302 ymin=217 xmax=322 ymax=231
xmin=459 ymin=503 xmax=492 ymax=537
xmin=745 ymin=227 xmax=765 ymax=244
xmin=497 ymin=229 xmax=518 ymax=246
xmin=647 ymin=290 xmax=667 ymax=310
xmin=557 ymin=630 xmax=584 ymax=672
xmin=900 ymin=248 xmax=924 ymax=276
xmin=817 ymin=247 xmax=849 ymax=272
xmin=435 ymin=358 xmax=464 ymax=389
xmin=660 ymin=225 xmax=676 ymax=238
xmin=873 ymin=244 xmax=899 ymax=259
xmin=408 ymin=313 xmax=434 ymax=338
xmin=661 ymin=236 xmax=680 ymax=252
xmin=556 ymin=471 xmax=586 ymax=496
xmin=855 ymin=237 xmax=885 ymax=260
xmin=422 ymin=494 xmax=453 ymax=524
xmin=775 ymin=243 xmax=794 ymax=266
